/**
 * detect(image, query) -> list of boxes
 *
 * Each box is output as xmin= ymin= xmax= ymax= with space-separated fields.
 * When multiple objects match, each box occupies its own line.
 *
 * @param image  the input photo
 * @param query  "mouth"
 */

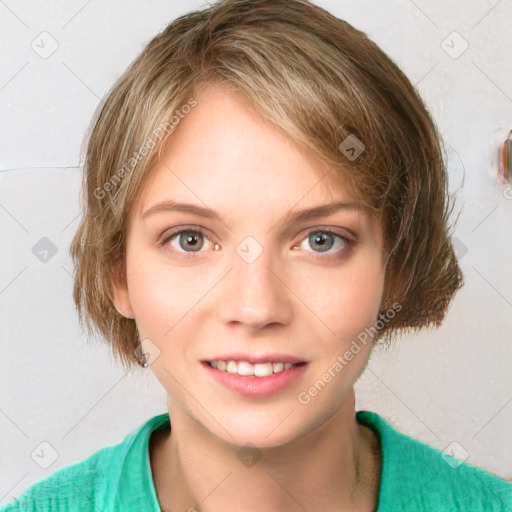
xmin=201 ymin=359 xmax=309 ymax=397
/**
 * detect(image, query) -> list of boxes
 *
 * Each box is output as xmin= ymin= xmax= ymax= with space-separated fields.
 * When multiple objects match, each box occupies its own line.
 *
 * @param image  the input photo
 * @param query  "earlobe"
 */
xmin=111 ymin=258 xmax=135 ymax=319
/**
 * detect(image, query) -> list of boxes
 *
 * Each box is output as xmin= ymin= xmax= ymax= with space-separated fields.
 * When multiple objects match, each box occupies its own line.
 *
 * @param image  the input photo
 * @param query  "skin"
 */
xmin=113 ymin=84 xmax=386 ymax=512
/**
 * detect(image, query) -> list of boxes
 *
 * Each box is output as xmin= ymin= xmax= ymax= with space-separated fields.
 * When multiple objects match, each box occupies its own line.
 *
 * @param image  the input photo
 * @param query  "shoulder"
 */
xmin=357 ymin=410 xmax=512 ymax=512
xmin=1 ymin=413 xmax=169 ymax=512
xmin=1 ymin=446 xmax=114 ymax=512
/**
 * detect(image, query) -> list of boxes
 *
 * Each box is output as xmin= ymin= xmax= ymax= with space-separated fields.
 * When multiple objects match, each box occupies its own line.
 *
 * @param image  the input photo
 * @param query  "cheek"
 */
xmin=340 ymin=264 xmax=384 ymax=329
xmin=125 ymin=255 xmax=209 ymax=340
xmin=295 ymin=252 xmax=385 ymax=343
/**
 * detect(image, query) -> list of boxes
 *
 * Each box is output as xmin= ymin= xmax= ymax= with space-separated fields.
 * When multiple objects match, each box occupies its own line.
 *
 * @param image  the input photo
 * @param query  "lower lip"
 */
xmin=201 ymin=361 xmax=308 ymax=398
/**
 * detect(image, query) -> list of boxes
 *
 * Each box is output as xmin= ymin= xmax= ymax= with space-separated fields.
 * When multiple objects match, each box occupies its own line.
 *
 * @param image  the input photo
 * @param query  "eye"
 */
xmin=159 ymin=226 xmax=216 ymax=256
xmin=296 ymin=229 xmax=350 ymax=258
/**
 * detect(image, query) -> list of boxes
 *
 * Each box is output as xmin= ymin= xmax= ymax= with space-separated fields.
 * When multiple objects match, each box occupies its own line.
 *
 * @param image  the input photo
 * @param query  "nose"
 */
xmin=217 ymin=244 xmax=293 ymax=332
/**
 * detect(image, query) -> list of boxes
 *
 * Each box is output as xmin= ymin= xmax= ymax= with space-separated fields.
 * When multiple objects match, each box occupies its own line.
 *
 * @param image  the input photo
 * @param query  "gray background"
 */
xmin=1 ymin=0 xmax=511 ymax=501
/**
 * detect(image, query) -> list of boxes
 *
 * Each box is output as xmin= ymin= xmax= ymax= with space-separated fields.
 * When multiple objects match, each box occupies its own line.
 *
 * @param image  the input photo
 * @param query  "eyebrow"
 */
xmin=141 ymin=199 xmax=368 ymax=224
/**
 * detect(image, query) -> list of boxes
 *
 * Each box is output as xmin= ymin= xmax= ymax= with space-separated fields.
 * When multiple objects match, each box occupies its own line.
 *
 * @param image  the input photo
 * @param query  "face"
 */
xmin=113 ymin=84 xmax=386 ymax=448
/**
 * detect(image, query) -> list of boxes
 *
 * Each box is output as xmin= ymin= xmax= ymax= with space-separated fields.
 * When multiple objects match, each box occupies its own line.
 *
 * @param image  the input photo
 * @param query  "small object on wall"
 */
xmin=498 ymin=129 xmax=512 ymax=184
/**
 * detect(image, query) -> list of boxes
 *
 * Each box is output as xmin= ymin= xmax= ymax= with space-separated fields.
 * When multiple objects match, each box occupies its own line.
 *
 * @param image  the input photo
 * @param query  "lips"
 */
xmin=201 ymin=359 xmax=308 ymax=397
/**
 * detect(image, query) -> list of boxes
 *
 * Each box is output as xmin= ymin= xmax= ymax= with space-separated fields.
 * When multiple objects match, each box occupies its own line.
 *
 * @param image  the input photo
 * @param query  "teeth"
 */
xmin=208 ymin=360 xmax=295 ymax=377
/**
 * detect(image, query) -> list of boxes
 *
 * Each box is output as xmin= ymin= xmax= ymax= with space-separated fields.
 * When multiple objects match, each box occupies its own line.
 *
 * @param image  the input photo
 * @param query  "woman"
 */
xmin=3 ymin=0 xmax=510 ymax=510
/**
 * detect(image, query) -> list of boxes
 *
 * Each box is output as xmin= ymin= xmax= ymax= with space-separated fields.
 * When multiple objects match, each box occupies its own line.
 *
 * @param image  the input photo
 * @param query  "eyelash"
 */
xmin=157 ymin=224 xmax=353 ymax=261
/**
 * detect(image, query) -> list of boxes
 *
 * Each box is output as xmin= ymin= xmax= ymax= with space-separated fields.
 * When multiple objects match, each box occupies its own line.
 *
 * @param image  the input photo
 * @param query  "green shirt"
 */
xmin=2 ymin=411 xmax=511 ymax=511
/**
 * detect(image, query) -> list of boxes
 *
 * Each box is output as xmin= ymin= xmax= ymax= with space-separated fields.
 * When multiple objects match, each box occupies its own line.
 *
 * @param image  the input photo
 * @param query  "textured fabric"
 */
xmin=2 ymin=411 xmax=511 ymax=511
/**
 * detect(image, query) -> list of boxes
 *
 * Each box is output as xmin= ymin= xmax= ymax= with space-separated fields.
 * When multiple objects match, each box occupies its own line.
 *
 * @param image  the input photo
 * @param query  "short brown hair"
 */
xmin=70 ymin=0 xmax=463 ymax=369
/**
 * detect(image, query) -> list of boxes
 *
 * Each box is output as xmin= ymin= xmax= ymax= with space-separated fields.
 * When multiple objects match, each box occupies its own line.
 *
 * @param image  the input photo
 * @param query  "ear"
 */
xmin=111 ymin=258 xmax=135 ymax=319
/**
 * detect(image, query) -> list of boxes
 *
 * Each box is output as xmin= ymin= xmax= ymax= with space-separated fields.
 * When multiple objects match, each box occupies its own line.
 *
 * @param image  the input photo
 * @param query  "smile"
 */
xmin=207 ymin=360 xmax=305 ymax=377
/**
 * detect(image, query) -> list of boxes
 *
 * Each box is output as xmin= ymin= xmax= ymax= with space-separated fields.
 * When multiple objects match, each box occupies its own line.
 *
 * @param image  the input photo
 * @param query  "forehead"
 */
xmin=131 ymin=85 xmax=364 ymax=225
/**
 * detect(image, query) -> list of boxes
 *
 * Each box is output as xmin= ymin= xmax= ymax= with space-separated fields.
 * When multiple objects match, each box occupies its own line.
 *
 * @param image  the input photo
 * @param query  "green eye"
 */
xmin=177 ymin=231 xmax=205 ymax=252
xmin=302 ymin=230 xmax=349 ymax=257
xmin=308 ymin=231 xmax=336 ymax=253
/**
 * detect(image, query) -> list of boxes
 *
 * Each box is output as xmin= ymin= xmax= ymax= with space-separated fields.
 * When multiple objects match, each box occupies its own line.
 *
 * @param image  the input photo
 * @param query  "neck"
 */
xmin=150 ymin=389 xmax=381 ymax=512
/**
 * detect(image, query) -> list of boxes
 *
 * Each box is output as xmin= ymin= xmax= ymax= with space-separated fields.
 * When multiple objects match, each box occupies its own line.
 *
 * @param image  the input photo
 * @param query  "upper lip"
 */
xmin=203 ymin=354 xmax=308 ymax=365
